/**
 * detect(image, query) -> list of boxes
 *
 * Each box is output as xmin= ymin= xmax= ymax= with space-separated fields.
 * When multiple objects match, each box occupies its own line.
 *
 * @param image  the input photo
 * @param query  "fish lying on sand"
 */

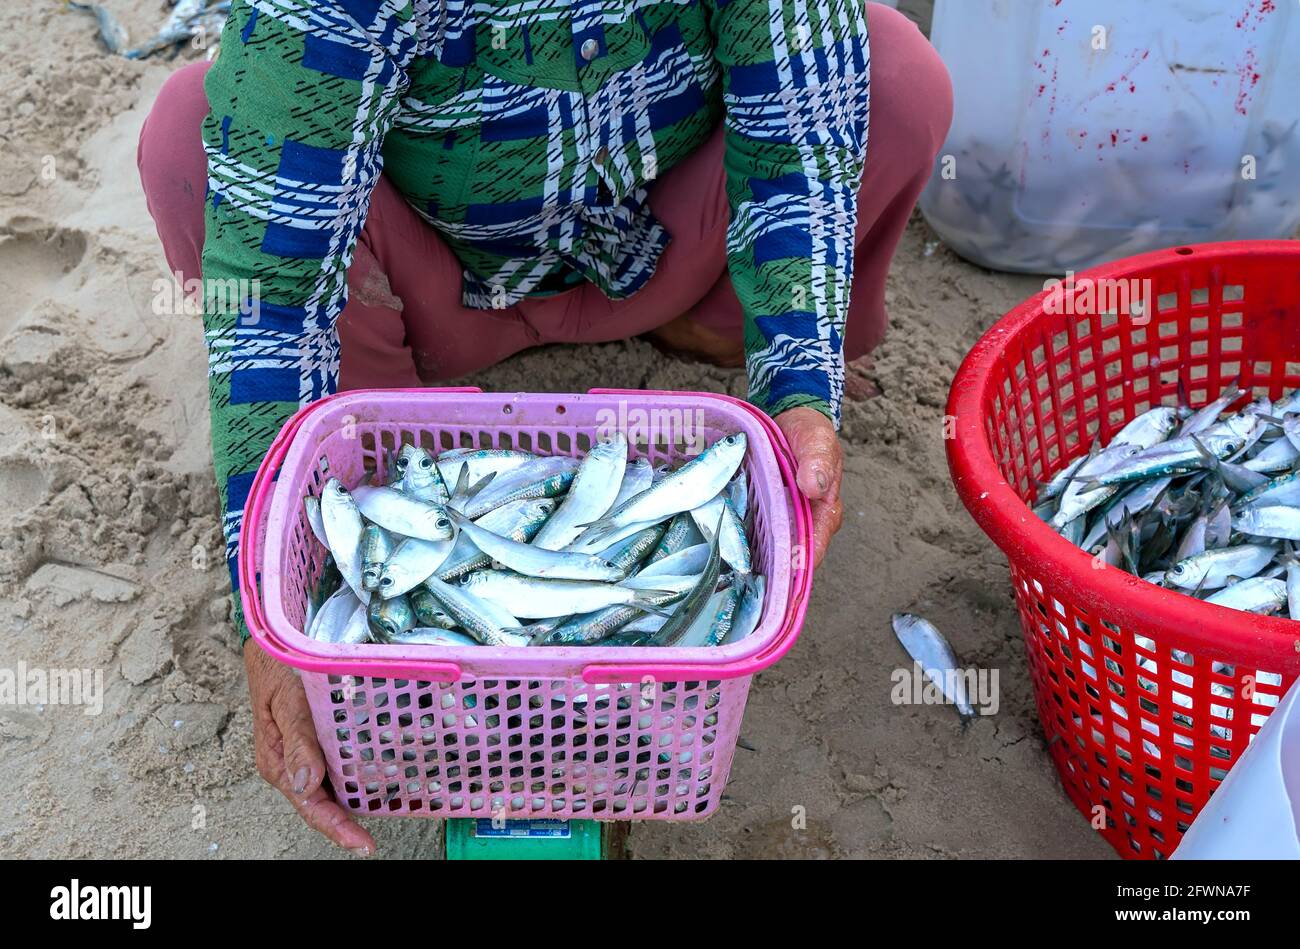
xmin=891 ymin=613 xmax=977 ymax=724
xmin=70 ymin=0 xmax=232 ymax=60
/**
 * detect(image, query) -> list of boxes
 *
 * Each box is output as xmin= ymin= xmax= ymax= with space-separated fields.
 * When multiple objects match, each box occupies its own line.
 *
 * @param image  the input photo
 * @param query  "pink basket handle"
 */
xmin=238 ymin=388 xmax=483 ymax=681
xmin=580 ymin=389 xmax=815 ymax=683
xmin=239 ymin=396 xmax=323 ymax=648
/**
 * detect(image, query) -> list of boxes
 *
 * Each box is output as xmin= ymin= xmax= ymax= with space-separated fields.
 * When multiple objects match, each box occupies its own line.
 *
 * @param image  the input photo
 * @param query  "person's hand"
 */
xmin=774 ymin=406 xmax=844 ymax=567
xmin=245 ymin=639 xmax=377 ymax=856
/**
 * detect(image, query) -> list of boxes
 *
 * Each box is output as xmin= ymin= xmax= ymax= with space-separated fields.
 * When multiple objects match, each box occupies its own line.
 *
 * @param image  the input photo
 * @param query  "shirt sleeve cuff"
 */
xmin=749 ymin=390 xmax=839 ymax=430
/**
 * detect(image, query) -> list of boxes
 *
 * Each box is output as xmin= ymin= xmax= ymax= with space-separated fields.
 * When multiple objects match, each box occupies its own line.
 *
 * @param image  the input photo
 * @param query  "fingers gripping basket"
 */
xmin=948 ymin=241 xmax=1300 ymax=859
xmin=240 ymin=388 xmax=813 ymax=821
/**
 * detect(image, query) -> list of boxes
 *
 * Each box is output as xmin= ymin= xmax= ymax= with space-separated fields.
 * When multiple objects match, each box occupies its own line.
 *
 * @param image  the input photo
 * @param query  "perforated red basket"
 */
xmin=947 ymin=240 xmax=1300 ymax=859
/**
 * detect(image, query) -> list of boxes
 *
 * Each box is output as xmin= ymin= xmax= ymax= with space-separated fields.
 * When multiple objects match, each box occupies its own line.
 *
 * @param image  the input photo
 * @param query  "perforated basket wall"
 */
xmin=300 ymin=673 xmax=749 ymax=818
xmin=947 ymin=242 xmax=1300 ymax=858
xmin=245 ymin=389 xmax=807 ymax=821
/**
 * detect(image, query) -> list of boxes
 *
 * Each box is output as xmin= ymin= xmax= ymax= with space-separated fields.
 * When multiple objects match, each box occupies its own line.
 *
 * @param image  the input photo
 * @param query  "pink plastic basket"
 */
xmin=239 ymin=388 xmax=813 ymax=820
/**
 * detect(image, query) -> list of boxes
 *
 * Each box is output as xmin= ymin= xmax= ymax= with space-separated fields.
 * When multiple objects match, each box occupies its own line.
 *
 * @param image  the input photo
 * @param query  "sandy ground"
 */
xmin=0 ymin=1 xmax=1112 ymax=859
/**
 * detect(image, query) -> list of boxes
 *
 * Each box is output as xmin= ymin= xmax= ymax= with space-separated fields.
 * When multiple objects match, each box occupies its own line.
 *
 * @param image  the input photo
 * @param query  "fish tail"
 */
xmin=575 ymin=518 xmax=616 ymax=542
xmin=631 ymin=592 xmax=678 ymax=618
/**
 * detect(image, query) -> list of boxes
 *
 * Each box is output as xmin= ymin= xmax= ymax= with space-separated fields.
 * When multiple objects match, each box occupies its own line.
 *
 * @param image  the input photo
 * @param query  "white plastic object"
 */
xmin=1172 ymin=678 xmax=1300 ymax=860
xmin=919 ymin=0 xmax=1300 ymax=274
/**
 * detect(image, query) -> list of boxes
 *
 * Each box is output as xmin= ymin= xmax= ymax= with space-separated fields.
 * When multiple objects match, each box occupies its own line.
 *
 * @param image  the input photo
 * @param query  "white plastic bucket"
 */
xmin=920 ymin=0 xmax=1300 ymax=273
xmin=1172 ymin=679 xmax=1300 ymax=860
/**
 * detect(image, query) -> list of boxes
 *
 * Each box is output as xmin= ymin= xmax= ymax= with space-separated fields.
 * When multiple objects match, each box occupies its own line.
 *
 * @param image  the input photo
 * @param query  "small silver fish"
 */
xmin=1243 ymin=435 xmax=1300 ymax=472
xmin=534 ymin=606 xmax=642 ymax=646
xmin=652 ymin=513 xmax=725 ymax=646
xmin=309 ymin=587 xmax=365 ymax=643
xmin=320 ymin=479 xmax=369 ymax=603
xmin=600 ymin=523 xmax=668 ymax=575
xmin=1235 ymin=470 xmax=1300 ymax=512
xmin=361 ymin=524 xmax=395 ymax=591
xmin=1205 ymin=577 xmax=1287 ymax=614
xmin=723 ymin=573 xmax=766 ymax=645
xmin=303 ymin=495 xmax=329 ymax=548
xmin=891 ymin=613 xmax=976 ymax=724
xmin=1051 ymin=444 xmax=1138 ymax=527
xmin=422 ymin=576 xmax=529 ymax=647
xmin=451 ymin=510 xmax=623 ymax=581
xmin=379 ymin=536 xmax=456 ymax=598
xmin=646 ymin=512 xmax=702 ymax=563
xmin=459 ymin=570 xmax=672 ymax=619
xmin=352 ymin=485 xmax=453 ymax=541
xmin=368 ymin=594 xmax=417 ymax=643
xmin=531 ymin=435 xmax=627 ymax=550
xmin=437 ymin=498 xmax=556 ymax=581
xmin=638 ymin=543 xmax=710 ymax=579
xmin=612 ymin=459 xmax=654 ymax=510
xmin=123 ymin=0 xmax=231 ymax=60
xmin=399 ymin=445 xmax=450 ymax=505
xmin=1288 ymin=563 xmax=1300 ymax=620
xmin=1165 ymin=544 xmax=1277 ymax=591
xmin=410 ymin=587 xmax=457 ymax=629
xmin=388 ymin=627 xmax=479 ymax=647
xmin=69 ymin=1 xmax=130 ymax=54
xmin=578 ymin=434 xmax=747 ymax=543
xmin=566 ymin=516 xmax=662 ymax=555
xmin=1113 ymin=406 xmax=1180 ymax=447
xmin=690 ymin=492 xmax=751 ymax=574
xmin=436 ymin=448 xmax=538 ymax=490
xmin=728 ymin=470 xmax=750 ymax=521
xmin=1179 ymin=382 xmax=1243 ymax=436
xmin=1232 ymin=506 xmax=1300 ymax=542
xmin=1091 ymin=415 xmax=1259 ymax=487
xmin=461 ymin=457 xmax=579 ymax=519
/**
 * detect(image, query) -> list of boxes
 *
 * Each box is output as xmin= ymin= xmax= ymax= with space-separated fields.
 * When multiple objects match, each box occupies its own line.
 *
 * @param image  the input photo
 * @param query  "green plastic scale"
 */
xmin=444 ymin=818 xmax=623 ymax=860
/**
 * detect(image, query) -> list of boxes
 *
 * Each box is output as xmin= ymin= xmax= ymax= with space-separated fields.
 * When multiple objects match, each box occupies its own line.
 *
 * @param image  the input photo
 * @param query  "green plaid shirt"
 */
xmin=200 ymin=0 xmax=870 ymax=632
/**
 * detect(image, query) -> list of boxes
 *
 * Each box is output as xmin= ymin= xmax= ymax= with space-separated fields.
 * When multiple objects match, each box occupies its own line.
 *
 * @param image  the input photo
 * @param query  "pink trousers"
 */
xmin=138 ymin=4 xmax=951 ymax=391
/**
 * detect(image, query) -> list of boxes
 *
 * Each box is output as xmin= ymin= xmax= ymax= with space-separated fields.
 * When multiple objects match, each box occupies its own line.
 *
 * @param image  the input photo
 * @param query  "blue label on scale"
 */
xmin=474 ymin=818 xmax=572 ymax=839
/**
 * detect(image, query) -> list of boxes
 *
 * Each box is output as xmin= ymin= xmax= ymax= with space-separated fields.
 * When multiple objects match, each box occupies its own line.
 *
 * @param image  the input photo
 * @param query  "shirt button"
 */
xmin=594 ymin=146 xmax=609 ymax=164
xmin=580 ymin=38 xmax=599 ymax=62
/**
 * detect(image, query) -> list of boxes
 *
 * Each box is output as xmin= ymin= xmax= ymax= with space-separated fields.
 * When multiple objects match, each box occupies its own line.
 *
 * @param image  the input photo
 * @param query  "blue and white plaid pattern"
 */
xmin=199 ymin=0 xmax=869 ymax=633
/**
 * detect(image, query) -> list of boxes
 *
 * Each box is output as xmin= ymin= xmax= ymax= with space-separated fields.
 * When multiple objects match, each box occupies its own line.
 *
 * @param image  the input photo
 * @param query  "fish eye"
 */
xmin=381 ymin=576 xmax=393 ymax=587
xmin=437 ymin=517 xmax=451 ymax=529
xmin=420 ymin=457 xmax=433 ymax=469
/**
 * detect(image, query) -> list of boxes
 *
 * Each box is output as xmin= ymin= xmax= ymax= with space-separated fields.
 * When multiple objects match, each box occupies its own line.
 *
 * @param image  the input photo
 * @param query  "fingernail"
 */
xmin=292 ymin=766 xmax=309 ymax=794
xmin=350 ymin=846 xmax=372 ymax=858
xmin=815 ymin=469 xmax=828 ymax=494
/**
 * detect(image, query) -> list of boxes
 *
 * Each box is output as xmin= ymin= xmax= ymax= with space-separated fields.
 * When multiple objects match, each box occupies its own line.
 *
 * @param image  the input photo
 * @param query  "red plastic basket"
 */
xmin=947 ymin=240 xmax=1300 ymax=859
